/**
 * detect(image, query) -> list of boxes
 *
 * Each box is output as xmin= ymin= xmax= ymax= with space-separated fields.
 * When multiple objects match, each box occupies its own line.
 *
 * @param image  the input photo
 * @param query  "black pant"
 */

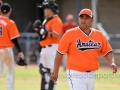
xmin=41 ymin=75 xmax=55 ymax=90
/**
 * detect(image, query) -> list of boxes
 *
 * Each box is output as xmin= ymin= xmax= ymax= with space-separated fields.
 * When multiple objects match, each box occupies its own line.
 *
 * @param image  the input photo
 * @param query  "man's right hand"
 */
xmin=50 ymin=71 xmax=58 ymax=82
xmin=16 ymin=52 xmax=27 ymax=66
xmin=17 ymin=52 xmax=24 ymax=60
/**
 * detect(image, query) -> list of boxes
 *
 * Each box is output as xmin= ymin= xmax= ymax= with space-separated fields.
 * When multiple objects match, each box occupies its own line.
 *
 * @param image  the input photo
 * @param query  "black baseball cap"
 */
xmin=1 ymin=3 xmax=12 ymax=14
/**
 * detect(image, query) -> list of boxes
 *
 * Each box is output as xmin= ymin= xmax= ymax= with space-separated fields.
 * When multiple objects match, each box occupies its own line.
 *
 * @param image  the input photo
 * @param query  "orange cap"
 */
xmin=79 ymin=8 xmax=93 ymax=18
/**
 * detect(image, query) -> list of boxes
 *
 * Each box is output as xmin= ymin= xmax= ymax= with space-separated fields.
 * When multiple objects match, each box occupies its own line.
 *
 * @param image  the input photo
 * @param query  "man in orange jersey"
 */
xmin=33 ymin=0 xmax=63 ymax=90
xmin=50 ymin=8 xmax=117 ymax=90
xmin=0 ymin=3 xmax=24 ymax=90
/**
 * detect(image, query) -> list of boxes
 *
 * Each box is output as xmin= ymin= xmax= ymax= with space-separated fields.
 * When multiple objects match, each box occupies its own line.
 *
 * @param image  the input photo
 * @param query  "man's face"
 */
xmin=78 ymin=14 xmax=93 ymax=29
xmin=67 ymin=19 xmax=74 ymax=24
xmin=44 ymin=8 xmax=50 ymax=18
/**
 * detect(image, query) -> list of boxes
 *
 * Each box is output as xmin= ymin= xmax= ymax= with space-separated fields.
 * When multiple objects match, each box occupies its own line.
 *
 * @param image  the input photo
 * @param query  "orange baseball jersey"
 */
xmin=40 ymin=15 xmax=63 ymax=46
xmin=0 ymin=16 xmax=20 ymax=49
xmin=57 ymin=27 xmax=112 ymax=72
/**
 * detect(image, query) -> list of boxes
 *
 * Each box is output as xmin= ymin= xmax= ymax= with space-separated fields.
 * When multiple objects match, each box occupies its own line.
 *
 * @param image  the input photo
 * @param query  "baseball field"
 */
xmin=0 ymin=65 xmax=120 ymax=90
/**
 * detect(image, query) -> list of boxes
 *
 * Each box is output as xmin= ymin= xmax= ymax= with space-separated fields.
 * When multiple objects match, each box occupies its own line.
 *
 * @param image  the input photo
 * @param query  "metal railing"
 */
xmin=14 ymin=33 xmax=40 ymax=63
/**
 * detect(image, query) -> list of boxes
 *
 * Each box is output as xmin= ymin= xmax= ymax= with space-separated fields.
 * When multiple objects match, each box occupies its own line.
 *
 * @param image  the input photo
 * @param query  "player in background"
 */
xmin=62 ymin=14 xmax=77 ymax=70
xmin=0 ymin=3 xmax=24 ymax=90
xmin=51 ymin=8 xmax=117 ymax=90
xmin=33 ymin=0 xmax=63 ymax=90
xmin=63 ymin=14 xmax=77 ymax=34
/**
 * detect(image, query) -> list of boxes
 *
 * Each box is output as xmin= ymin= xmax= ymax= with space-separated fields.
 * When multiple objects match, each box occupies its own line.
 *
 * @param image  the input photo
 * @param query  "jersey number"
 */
xmin=0 ymin=27 xmax=2 ymax=36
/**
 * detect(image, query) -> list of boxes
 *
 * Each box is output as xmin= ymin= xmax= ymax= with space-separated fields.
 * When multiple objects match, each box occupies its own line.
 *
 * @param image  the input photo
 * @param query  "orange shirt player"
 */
xmin=0 ymin=3 xmax=24 ymax=90
xmin=51 ymin=8 xmax=117 ymax=90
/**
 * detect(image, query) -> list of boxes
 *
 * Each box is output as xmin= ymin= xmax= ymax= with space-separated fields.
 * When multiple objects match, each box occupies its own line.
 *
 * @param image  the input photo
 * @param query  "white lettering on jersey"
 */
xmin=76 ymin=39 xmax=101 ymax=51
xmin=0 ymin=20 xmax=7 ymax=26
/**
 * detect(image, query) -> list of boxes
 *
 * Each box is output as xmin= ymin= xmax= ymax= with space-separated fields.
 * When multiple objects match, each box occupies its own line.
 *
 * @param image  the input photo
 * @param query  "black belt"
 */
xmin=86 ymin=70 xmax=91 ymax=72
xmin=42 ymin=44 xmax=52 ymax=48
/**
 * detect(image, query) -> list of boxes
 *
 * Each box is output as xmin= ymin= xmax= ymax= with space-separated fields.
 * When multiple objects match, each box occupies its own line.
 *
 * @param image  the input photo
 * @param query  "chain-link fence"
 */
xmin=14 ymin=33 xmax=40 ymax=64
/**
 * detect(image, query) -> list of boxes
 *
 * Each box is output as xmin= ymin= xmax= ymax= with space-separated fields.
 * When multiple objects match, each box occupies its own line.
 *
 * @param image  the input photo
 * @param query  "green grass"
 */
xmin=0 ymin=65 xmax=120 ymax=90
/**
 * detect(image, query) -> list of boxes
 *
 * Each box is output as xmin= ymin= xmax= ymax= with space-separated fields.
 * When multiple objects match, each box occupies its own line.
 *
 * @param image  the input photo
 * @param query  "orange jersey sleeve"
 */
xmin=8 ymin=20 xmax=20 ymax=39
xmin=57 ymin=30 xmax=71 ymax=54
xmin=100 ymin=32 xmax=112 ymax=56
xmin=51 ymin=18 xmax=63 ymax=35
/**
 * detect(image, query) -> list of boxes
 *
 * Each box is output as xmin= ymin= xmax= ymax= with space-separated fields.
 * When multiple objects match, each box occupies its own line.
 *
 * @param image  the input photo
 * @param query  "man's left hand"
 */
xmin=111 ymin=63 xmax=117 ymax=73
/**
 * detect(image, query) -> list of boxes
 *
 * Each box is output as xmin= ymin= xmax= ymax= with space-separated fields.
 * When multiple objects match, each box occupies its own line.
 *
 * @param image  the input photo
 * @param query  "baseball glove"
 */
xmin=33 ymin=20 xmax=42 ymax=29
xmin=16 ymin=57 xmax=27 ymax=66
xmin=33 ymin=20 xmax=48 ymax=41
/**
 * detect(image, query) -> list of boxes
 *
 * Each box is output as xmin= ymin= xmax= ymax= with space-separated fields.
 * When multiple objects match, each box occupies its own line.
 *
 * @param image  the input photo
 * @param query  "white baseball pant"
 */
xmin=39 ymin=44 xmax=58 ymax=90
xmin=0 ymin=47 xmax=15 ymax=90
xmin=67 ymin=70 xmax=96 ymax=90
xmin=39 ymin=44 xmax=58 ymax=69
